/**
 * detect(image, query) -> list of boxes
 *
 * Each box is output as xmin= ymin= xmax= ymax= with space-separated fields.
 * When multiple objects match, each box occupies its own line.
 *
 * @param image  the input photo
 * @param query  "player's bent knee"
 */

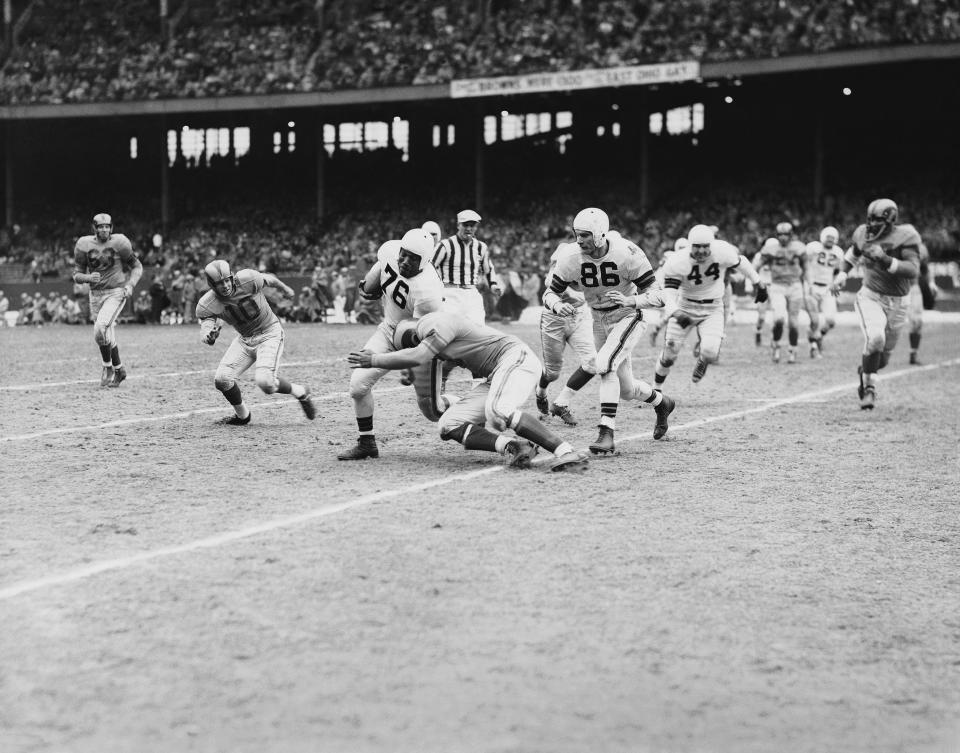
xmin=255 ymin=372 xmax=277 ymax=393
xmin=438 ymin=415 xmax=468 ymax=441
xmin=214 ymin=376 xmax=235 ymax=392
xmin=865 ymin=333 xmax=886 ymax=353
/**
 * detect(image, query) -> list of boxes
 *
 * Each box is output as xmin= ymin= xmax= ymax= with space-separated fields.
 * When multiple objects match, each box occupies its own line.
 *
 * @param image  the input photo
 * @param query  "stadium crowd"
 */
xmin=1 ymin=0 xmax=959 ymax=104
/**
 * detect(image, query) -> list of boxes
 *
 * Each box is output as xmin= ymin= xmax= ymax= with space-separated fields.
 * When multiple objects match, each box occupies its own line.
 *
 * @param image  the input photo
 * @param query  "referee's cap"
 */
xmin=457 ymin=209 xmax=481 ymax=224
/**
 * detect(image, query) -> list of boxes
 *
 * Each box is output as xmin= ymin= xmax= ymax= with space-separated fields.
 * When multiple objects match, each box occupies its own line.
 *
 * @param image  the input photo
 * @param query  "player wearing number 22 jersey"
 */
xmin=196 ymin=261 xmax=316 ymax=426
xmin=543 ymin=207 xmax=675 ymax=456
xmin=338 ymin=228 xmax=446 ymax=461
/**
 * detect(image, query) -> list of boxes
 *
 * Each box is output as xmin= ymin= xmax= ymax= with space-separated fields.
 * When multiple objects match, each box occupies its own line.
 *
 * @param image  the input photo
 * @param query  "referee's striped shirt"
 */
xmin=432 ymin=235 xmax=496 ymax=287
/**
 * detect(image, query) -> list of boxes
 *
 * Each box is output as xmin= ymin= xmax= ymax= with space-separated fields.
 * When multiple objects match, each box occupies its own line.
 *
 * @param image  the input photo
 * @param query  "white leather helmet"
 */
xmin=572 ymin=207 xmax=609 ymax=249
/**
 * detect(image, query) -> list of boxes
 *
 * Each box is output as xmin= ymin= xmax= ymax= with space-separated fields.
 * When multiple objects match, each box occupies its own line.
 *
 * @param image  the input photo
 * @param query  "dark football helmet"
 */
xmin=204 ymin=259 xmax=236 ymax=298
xmin=866 ymin=198 xmax=898 ymax=241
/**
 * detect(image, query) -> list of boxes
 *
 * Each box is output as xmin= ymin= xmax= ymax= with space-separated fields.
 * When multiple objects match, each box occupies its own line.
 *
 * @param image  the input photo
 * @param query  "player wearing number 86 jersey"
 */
xmin=543 ymin=207 xmax=675 ymax=454
xmin=339 ymin=229 xmax=446 ymax=460
xmin=196 ymin=261 xmax=316 ymax=425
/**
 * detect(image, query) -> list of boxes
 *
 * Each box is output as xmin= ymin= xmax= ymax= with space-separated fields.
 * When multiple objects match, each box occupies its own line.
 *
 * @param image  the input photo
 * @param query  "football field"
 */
xmin=1 ymin=313 xmax=959 ymax=753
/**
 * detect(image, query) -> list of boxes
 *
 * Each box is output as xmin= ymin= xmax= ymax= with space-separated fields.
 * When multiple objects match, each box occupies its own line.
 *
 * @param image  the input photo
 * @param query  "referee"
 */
xmin=431 ymin=209 xmax=501 ymax=324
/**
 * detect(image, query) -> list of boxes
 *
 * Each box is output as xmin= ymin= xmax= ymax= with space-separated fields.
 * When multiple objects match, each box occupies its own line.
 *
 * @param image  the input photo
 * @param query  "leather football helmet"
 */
xmin=572 ymin=207 xmax=609 ymax=250
xmin=421 ymin=221 xmax=442 ymax=247
xmin=92 ymin=213 xmax=113 ymax=242
xmin=392 ymin=318 xmax=422 ymax=350
xmin=204 ymin=259 xmax=236 ymax=298
xmin=866 ymin=198 xmax=898 ymax=241
xmin=687 ymin=224 xmax=715 ymax=262
xmin=820 ymin=226 xmax=839 ymax=247
xmin=775 ymin=221 xmax=793 ymax=237
xmin=398 ymin=229 xmax=434 ymax=278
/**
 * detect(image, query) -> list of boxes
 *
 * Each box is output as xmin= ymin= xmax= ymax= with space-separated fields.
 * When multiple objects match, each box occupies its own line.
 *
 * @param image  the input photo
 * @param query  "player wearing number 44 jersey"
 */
xmin=543 ymin=207 xmax=676 ymax=455
xmin=339 ymin=228 xmax=446 ymax=460
xmin=196 ymin=260 xmax=316 ymax=425
xmin=72 ymin=213 xmax=143 ymax=387
xmin=653 ymin=224 xmax=767 ymax=387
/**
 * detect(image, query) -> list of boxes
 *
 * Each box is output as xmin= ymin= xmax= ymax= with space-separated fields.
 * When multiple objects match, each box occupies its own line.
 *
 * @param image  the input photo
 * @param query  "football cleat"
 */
xmin=337 ymin=436 xmax=379 ymax=460
xmin=100 ymin=365 xmax=114 ymax=387
xmin=589 ymin=425 xmax=615 ymax=455
xmin=771 ymin=344 xmax=781 ymax=364
xmin=550 ymin=450 xmax=588 ymax=472
xmin=217 ymin=413 xmax=251 ymax=426
xmin=298 ymin=388 xmax=316 ymax=420
xmin=549 ymin=404 xmax=578 ymax=426
xmin=535 ymin=392 xmax=549 ymax=416
xmin=653 ymin=394 xmax=675 ymax=440
xmin=860 ymin=386 xmax=876 ymax=410
xmin=504 ymin=439 xmax=539 ymax=469
xmin=691 ymin=359 xmax=708 ymax=383
xmin=108 ymin=366 xmax=127 ymax=387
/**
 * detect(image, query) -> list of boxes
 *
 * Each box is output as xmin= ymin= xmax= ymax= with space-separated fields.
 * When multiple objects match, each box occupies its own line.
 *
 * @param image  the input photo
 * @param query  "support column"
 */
xmin=315 ymin=117 xmax=326 ymax=221
xmin=5 ymin=122 xmax=14 ymax=229
xmin=159 ymin=117 xmax=170 ymax=233
xmin=473 ymin=102 xmax=485 ymax=213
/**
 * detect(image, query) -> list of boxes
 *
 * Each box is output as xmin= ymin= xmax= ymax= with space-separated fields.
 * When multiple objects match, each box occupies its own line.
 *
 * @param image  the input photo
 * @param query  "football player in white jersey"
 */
xmin=348 ymin=311 xmax=587 ymax=472
xmin=803 ymin=226 xmax=845 ymax=357
xmin=542 ymin=207 xmax=675 ymax=455
xmin=647 ymin=237 xmax=687 ymax=347
xmin=339 ymin=228 xmax=445 ymax=459
xmin=754 ymin=221 xmax=806 ymax=363
xmin=196 ymin=260 xmax=316 ymax=425
xmin=653 ymin=225 xmax=767 ymax=386
xmin=533 ymin=242 xmax=597 ymax=426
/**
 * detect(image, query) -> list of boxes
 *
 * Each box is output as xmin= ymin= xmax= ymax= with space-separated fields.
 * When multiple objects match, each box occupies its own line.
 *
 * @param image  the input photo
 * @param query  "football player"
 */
xmin=196 ymin=260 xmax=316 ymax=425
xmin=753 ymin=221 xmax=806 ymax=363
xmin=830 ymin=198 xmax=921 ymax=409
xmin=339 ymin=228 xmax=445 ymax=460
xmin=803 ymin=226 xmax=845 ymax=357
xmin=653 ymin=225 xmax=767 ymax=386
xmin=533 ymin=241 xmax=597 ymax=427
xmin=347 ymin=311 xmax=587 ymax=472
xmin=72 ymin=213 xmax=143 ymax=387
xmin=542 ymin=207 xmax=675 ymax=455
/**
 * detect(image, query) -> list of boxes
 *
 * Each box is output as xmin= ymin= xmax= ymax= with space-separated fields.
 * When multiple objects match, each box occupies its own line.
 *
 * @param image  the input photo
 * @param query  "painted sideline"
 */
xmin=2 ymin=357 xmax=957 ymax=602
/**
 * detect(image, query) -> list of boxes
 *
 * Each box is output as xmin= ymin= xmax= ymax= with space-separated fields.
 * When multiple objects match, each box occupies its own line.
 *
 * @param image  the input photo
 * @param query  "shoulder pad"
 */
xmin=761 ymin=238 xmax=779 ymax=252
xmin=234 ymin=268 xmax=261 ymax=288
xmin=851 ymin=224 xmax=868 ymax=248
xmin=713 ymin=239 xmax=739 ymax=263
xmin=893 ymin=223 xmax=922 ymax=247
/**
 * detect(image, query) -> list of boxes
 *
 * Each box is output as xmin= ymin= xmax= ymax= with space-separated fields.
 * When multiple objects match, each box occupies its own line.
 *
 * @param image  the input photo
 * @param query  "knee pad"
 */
xmin=214 ymin=376 xmax=235 ymax=392
xmin=542 ymin=366 xmax=560 ymax=384
xmin=865 ymin=332 xmax=886 ymax=353
xmin=486 ymin=408 xmax=509 ymax=433
xmin=93 ymin=325 xmax=111 ymax=346
xmin=438 ymin=414 xmax=468 ymax=441
xmin=255 ymin=371 xmax=277 ymax=394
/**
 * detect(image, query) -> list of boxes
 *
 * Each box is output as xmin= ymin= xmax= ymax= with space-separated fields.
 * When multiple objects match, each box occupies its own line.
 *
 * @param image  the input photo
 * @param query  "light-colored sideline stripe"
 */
xmin=0 ymin=359 xmax=337 ymax=392
xmin=2 ymin=357 xmax=956 ymax=602
xmin=0 ymin=384 xmax=407 ymax=443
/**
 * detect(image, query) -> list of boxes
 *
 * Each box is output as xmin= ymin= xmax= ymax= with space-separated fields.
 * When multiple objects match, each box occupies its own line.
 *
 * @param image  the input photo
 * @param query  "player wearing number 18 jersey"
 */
xmin=339 ymin=228 xmax=446 ymax=460
xmin=543 ymin=207 xmax=675 ymax=455
xmin=196 ymin=260 xmax=316 ymax=425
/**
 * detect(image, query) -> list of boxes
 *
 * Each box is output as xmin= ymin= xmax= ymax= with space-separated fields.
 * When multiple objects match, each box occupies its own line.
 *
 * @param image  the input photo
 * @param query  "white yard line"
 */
xmin=1 ymin=357 xmax=957 ymax=602
xmin=0 ymin=359 xmax=338 ymax=392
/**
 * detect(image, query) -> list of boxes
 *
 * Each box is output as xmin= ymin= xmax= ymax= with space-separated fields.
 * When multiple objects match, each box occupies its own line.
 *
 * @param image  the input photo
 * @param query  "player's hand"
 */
xmin=829 ymin=271 xmax=848 ymax=297
xmin=489 ymin=283 xmax=502 ymax=297
xmin=605 ymin=291 xmax=636 ymax=308
xmin=753 ymin=282 xmax=769 ymax=304
xmin=669 ymin=310 xmax=693 ymax=328
xmin=863 ymin=244 xmax=887 ymax=263
xmin=88 ymin=272 xmax=101 ymax=284
xmin=202 ymin=326 xmax=221 ymax=346
xmin=348 ymin=349 xmax=374 ymax=368
xmin=551 ymin=301 xmax=577 ymax=317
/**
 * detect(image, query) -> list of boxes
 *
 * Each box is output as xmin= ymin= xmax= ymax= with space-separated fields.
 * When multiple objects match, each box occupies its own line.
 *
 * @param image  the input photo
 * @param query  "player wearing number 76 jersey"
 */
xmin=196 ymin=260 xmax=316 ymax=425
xmin=338 ymin=228 xmax=446 ymax=460
xmin=543 ymin=207 xmax=675 ymax=456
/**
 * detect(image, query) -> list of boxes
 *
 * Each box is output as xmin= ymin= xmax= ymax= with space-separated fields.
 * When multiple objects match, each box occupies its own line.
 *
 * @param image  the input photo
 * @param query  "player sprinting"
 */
xmin=348 ymin=311 xmax=587 ymax=472
xmin=72 ymin=212 xmax=143 ymax=387
xmin=339 ymin=228 xmax=444 ymax=460
xmin=196 ymin=260 xmax=316 ymax=425
xmin=653 ymin=225 xmax=767 ymax=386
xmin=803 ymin=226 xmax=845 ymax=357
xmin=533 ymin=242 xmax=597 ymax=427
xmin=754 ymin=221 xmax=806 ymax=363
xmin=830 ymin=198 xmax=920 ymax=409
xmin=542 ymin=207 xmax=675 ymax=455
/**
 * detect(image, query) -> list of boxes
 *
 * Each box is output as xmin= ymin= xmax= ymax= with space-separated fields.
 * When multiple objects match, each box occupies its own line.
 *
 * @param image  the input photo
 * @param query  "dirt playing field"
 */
xmin=1 ymin=311 xmax=958 ymax=753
